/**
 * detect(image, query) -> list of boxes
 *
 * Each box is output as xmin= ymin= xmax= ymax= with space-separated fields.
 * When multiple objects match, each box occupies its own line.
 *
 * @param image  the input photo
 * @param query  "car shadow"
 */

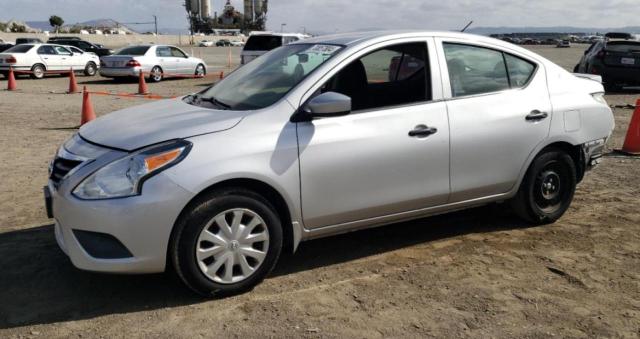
xmin=0 ymin=205 xmax=530 ymax=329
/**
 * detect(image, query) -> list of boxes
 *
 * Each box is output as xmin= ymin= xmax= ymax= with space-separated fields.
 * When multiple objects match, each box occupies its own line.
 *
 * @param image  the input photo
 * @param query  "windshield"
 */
xmin=5 ymin=44 xmax=34 ymax=53
xmin=116 ymin=46 xmax=150 ymax=56
xmin=244 ymin=35 xmax=283 ymax=51
xmin=193 ymin=43 xmax=343 ymax=110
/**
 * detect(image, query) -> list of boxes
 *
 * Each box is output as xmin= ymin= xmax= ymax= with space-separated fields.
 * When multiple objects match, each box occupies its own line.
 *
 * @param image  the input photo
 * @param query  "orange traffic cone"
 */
xmin=7 ymin=66 xmax=17 ymax=91
xmin=67 ymin=68 xmax=79 ymax=94
xmin=620 ymin=99 xmax=640 ymax=155
xmin=80 ymin=86 xmax=96 ymax=126
xmin=138 ymin=70 xmax=149 ymax=95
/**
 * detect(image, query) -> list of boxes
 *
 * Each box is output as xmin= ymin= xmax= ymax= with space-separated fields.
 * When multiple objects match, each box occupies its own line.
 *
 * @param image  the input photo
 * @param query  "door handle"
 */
xmin=408 ymin=125 xmax=438 ymax=138
xmin=526 ymin=110 xmax=549 ymax=121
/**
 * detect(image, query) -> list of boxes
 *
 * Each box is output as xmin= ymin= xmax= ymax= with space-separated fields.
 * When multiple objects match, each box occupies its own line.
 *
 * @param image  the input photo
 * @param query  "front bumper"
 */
xmin=50 ymin=170 xmax=194 ymax=274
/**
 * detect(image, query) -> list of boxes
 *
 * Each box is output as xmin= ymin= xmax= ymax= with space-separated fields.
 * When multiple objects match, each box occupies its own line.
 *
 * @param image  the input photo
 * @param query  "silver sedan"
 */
xmin=48 ymin=31 xmax=613 ymax=297
xmin=99 ymin=44 xmax=207 ymax=82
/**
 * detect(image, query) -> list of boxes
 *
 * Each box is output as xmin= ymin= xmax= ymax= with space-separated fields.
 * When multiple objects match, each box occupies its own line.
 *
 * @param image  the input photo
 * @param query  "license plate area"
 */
xmin=621 ymin=57 xmax=635 ymax=65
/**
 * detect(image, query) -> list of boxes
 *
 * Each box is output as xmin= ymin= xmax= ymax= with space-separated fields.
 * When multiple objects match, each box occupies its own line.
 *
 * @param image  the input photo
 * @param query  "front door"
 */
xmin=297 ymin=41 xmax=450 ymax=229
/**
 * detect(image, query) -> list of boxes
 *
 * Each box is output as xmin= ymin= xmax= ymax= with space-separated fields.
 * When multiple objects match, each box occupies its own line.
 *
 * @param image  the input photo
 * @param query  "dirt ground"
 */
xmin=0 ymin=45 xmax=639 ymax=338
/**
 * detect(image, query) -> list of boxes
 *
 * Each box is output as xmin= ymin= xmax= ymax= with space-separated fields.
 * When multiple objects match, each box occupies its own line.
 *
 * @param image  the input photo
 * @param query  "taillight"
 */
xmin=6 ymin=56 xmax=16 ymax=64
xmin=125 ymin=60 xmax=141 ymax=67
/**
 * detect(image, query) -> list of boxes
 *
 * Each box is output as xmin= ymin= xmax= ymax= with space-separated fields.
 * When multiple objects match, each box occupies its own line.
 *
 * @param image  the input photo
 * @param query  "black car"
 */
xmin=216 ymin=39 xmax=231 ymax=47
xmin=574 ymin=32 xmax=640 ymax=91
xmin=15 ymin=38 xmax=43 ymax=44
xmin=47 ymin=38 xmax=113 ymax=57
xmin=0 ymin=43 xmax=13 ymax=52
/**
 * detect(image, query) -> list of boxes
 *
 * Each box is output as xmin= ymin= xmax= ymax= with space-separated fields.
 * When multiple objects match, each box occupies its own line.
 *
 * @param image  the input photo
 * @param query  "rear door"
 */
xmin=436 ymin=39 xmax=551 ymax=202
xmin=37 ymin=45 xmax=63 ymax=70
xmin=155 ymin=46 xmax=176 ymax=74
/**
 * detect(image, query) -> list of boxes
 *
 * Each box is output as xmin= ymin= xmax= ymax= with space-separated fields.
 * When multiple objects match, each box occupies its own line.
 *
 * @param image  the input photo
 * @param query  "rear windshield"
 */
xmin=244 ymin=35 xmax=282 ymax=51
xmin=4 ymin=44 xmax=34 ymax=53
xmin=116 ymin=46 xmax=150 ymax=56
xmin=606 ymin=41 xmax=640 ymax=53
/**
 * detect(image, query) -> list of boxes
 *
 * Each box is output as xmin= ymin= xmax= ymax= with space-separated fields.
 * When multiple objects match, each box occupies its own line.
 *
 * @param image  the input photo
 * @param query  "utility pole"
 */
xmin=153 ymin=15 xmax=158 ymax=35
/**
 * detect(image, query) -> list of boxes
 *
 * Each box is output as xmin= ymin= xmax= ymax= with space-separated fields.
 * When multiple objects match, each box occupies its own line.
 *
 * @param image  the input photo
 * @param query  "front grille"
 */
xmin=50 ymin=157 xmax=83 ymax=186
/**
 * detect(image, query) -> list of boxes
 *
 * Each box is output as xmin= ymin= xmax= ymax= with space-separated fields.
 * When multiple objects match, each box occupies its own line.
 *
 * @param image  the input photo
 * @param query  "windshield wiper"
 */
xmin=190 ymin=94 xmax=231 ymax=110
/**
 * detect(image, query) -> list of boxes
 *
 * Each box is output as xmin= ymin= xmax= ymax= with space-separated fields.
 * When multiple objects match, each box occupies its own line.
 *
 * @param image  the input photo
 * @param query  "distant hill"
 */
xmin=467 ymin=26 xmax=640 ymax=35
xmin=25 ymin=19 xmax=135 ymax=33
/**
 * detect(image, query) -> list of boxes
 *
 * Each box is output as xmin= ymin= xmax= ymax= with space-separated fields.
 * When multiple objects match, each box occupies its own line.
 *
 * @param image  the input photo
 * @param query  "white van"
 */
xmin=240 ymin=32 xmax=309 ymax=65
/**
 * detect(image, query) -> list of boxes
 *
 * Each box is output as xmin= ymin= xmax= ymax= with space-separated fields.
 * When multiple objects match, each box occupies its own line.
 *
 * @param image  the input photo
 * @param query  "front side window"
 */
xmin=321 ymin=42 xmax=429 ymax=111
xmin=170 ymin=47 xmax=187 ymax=58
xmin=193 ymin=44 xmax=343 ymax=110
xmin=54 ymin=46 xmax=72 ymax=55
xmin=443 ymin=43 xmax=510 ymax=97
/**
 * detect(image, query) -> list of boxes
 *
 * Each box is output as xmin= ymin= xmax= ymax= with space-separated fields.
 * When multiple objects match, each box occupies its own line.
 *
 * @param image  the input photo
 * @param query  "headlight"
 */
xmin=73 ymin=140 xmax=191 ymax=200
xmin=591 ymin=92 xmax=607 ymax=105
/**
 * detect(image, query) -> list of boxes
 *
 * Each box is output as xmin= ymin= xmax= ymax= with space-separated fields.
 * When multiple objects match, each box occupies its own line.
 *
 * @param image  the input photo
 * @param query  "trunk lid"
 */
xmin=100 ymin=55 xmax=135 ymax=68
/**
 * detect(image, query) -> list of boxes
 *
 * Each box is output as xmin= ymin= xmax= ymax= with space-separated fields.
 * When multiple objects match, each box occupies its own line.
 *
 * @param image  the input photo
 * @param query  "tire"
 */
xmin=171 ymin=188 xmax=283 ymax=297
xmin=84 ymin=62 xmax=97 ymax=76
xmin=148 ymin=66 xmax=163 ymax=82
xmin=195 ymin=63 xmax=206 ymax=78
xmin=31 ymin=64 xmax=45 ymax=79
xmin=511 ymin=148 xmax=577 ymax=225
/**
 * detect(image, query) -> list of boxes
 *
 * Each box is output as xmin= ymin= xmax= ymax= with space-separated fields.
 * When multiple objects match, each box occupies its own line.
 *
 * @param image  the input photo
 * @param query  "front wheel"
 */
xmin=195 ymin=64 xmax=206 ymax=78
xmin=171 ymin=188 xmax=283 ymax=297
xmin=511 ymin=148 xmax=577 ymax=224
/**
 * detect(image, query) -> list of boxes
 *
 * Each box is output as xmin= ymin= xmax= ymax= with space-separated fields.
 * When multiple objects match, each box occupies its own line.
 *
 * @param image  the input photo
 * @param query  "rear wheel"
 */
xmin=31 ymin=64 xmax=45 ymax=79
xmin=171 ymin=188 xmax=283 ymax=297
xmin=148 ymin=66 xmax=163 ymax=82
xmin=511 ymin=148 xmax=576 ymax=224
xmin=84 ymin=62 xmax=97 ymax=76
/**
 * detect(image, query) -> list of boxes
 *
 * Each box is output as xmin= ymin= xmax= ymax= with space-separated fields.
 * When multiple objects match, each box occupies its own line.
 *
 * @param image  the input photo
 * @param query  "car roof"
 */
xmin=298 ymin=30 xmax=508 ymax=46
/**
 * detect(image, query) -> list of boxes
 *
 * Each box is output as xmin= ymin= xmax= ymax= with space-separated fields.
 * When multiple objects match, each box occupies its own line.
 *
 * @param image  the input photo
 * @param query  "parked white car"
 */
xmin=230 ymin=40 xmax=245 ymax=47
xmin=47 ymin=31 xmax=614 ymax=296
xmin=100 ymin=44 xmax=207 ymax=82
xmin=0 ymin=43 xmax=100 ymax=79
xmin=199 ymin=40 xmax=215 ymax=47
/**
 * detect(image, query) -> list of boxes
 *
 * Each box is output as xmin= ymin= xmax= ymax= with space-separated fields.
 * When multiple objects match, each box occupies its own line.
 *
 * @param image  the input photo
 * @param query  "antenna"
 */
xmin=461 ymin=21 xmax=473 ymax=33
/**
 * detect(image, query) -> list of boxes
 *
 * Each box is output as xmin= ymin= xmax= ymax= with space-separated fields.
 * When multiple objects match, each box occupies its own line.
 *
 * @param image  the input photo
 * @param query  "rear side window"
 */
xmin=505 ymin=54 xmax=536 ymax=87
xmin=244 ymin=35 xmax=282 ymax=51
xmin=37 ymin=45 xmax=57 ymax=55
xmin=116 ymin=46 xmax=150 ymax=56
xmin=443 ymin=43 xmax=510 ymax=97
xmin=156 ymin=46 xmax=171 ymax=57
xmin=5 ymin=44 xmax=34 ymax=53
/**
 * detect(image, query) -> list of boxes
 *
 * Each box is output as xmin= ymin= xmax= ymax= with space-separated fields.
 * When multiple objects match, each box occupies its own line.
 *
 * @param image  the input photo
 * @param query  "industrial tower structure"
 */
xmin=184 ymin=0 xmax=268 ymax=34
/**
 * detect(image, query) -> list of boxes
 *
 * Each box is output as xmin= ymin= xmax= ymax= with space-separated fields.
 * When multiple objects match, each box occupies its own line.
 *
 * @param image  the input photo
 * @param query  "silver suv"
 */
xmin=47 ymin=31 xmax=614 ymax=296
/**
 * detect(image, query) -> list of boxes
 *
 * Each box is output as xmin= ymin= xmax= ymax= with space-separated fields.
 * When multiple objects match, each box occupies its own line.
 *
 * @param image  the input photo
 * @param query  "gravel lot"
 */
xmin=0 ymin=45 xmax=639 ymax=338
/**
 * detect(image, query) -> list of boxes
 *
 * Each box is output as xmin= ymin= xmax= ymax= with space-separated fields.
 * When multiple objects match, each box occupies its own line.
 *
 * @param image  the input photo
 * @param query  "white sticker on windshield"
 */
xmin=307 ymin=44 xmax=341 ymax=55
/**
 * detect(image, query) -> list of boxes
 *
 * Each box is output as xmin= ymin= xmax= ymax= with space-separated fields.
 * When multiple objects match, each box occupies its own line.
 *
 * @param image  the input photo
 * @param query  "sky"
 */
xmin=0 ymin=0 xmax=638 ymax=33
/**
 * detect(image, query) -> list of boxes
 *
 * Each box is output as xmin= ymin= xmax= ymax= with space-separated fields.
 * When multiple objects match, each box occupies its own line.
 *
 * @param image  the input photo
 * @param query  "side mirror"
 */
xmin=292 ymin=92 xmax=351 ymax=122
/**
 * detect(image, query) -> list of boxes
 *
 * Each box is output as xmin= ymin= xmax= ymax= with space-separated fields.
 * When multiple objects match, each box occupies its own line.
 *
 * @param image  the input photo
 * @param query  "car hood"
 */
xmin=79 ymin=98 xmax=243 ymax=151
